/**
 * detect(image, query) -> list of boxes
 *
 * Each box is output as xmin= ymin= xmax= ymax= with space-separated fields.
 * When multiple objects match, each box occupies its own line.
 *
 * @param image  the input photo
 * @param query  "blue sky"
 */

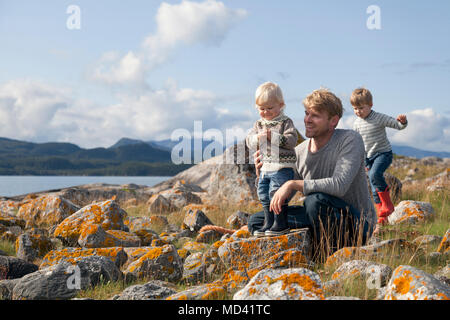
xmin=0 ymin=0 xmax=449 ymax=151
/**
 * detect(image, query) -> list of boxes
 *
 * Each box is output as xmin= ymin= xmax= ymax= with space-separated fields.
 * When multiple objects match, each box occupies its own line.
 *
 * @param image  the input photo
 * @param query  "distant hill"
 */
xmin=0 ymin=137 xmax=190 ymax=176
xmin=391 ymin=145 xmax=450 ymax=159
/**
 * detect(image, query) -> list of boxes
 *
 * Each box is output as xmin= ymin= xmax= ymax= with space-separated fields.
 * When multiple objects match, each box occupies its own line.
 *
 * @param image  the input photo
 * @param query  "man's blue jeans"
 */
xmin=365 ymin=151 xmax=393 ymax=203
xmin=257 ymin=168 xmax=294 ymax=208
xmin=248 ymin=192 xmax=374 ymax=260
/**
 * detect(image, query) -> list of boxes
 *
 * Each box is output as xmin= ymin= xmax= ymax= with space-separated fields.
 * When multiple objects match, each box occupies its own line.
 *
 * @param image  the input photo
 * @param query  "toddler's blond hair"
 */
xmin=255 ymin=82 xmax=285 ymax=109
xmin=350 ymin=88 xmax=373 ymax=107
xmin=302 ymin=88 xmax=343 ymax=119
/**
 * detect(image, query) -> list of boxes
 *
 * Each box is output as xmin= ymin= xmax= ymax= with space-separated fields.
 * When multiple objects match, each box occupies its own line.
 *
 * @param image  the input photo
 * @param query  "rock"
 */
xmin=331 ymin=260 xmax=392 ymax=287
xmin=0 ymin=278 xmax=20 ymax=300
xmin=434 ymin=264 xmax=450 ymax=286
xmin=412 ymin=235 xmax=443 ymax=248
xmin=182 ymin=209 xmax=214 ymax=232
xmin=15 ymin=231 xmax=54 ymax=262
xmin=123 ymin=244 xmax=183 ymax=283
xmin=166 ymin=282 xmax=227 ymax=300
xmin=148 ymin=185 xmax=202 ymax=214
xmin=388 ymin=200 xmax=434 ymax=225
xmin=182 ymin=252 xmax=206 ymax=284
xmin=55 ymin=183 xmax=152 ymax=207
xmin=12 ymin=256 xmax=122 ymax=300
xmin=112 ymin=280 xmax=177 ymax=300
xmin=40 ymin=247 xmax=128 ymax=269
xmin=54 ymin=199 xmax=128 ymax=246
xmin=77 ymin=224 xmax=141 ymax=248
xmin=437 ymin=228 xmax=450 ymax=253
xmin=218 ymin=229 xmax=312 ymax=271
xmin=182 ymin=241 xmax=209 ymax=253
xmin=147 ymin=143 xmax=259 ymax=204
xmin=16 ymin=195 xmax=80 ymax=229
xmin=0 ymin=200 xmax=20 ymax=216
xmin=0 ymin=256 xmax=38 ymax=279
xmin=226 ymin=211 xmax=250 ymax=229
xmin=233 ymin=268 xmax=324 ymax=300
xmin=384 ymin=265 xmax=450 ymax=300
xmin=326 ymin=239 xmax=417 ymax=266
xmin=196 ymin=229 xmax=223 ymax=243
xmin=0 ymin=214 xmax=25 ymax=229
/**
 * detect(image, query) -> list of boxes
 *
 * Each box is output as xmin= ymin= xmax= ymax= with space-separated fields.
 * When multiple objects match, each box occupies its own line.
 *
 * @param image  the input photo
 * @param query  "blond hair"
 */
xmin=350 ymin=88 xmax=373 ymax=107
xmin=255 ymin=82 xmax=285 ymax=109
xmin=302 ymin=88 xmax=343 ymax=119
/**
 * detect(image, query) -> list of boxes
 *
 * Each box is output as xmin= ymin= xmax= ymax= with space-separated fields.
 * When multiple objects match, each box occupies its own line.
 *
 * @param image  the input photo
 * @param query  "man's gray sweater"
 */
xmin=294 ymin=129 xmax=376 ymax=226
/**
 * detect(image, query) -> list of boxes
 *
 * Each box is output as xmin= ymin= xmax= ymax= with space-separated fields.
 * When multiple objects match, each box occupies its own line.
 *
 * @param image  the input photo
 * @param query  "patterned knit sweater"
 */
xmin=246 ymin=113 xmax=298 ymax=172
xmin=353 ymin=110 xmax=408 ymax=158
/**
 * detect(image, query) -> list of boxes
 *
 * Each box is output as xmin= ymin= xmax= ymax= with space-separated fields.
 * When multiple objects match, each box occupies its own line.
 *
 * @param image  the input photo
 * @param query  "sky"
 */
xmin=0 ymin=0 xmax=449 ymax=152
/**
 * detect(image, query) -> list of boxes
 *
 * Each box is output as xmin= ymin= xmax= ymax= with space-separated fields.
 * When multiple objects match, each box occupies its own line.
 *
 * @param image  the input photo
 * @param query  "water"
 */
xmin=0 ymin=176 xmax=170 ymax=198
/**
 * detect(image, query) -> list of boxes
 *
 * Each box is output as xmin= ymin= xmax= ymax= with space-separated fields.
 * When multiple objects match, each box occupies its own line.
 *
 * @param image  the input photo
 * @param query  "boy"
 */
xmin=351 ymin=88 xmax=407 ymax=227
xmin=246 ymin=82 xmax=298 ymax=236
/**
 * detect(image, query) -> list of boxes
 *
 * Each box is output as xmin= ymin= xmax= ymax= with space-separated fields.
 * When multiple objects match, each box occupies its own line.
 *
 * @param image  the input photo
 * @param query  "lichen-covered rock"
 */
xmin=53 ymin=199 xmax=127 ymax=246
xmin=0 ymin=256 xmax=38 ymax=279
xmin=218 ymin=229 xmax=312 ymax=272
xmin=384 ymin=265 xmax=450 ymax=300
xmin=388 ymin=201 xmax=434 ymax=225
xmin=77 ymin=224 xmax=141 ymax=248
xmin=12 ymin=256 xmax=122 ymax=300
xmin=15 ymin=230 xmax=54 ymax=262
xmin=16 ymin=195 xmax=80 ymax=228
xmin=0 ymin=214 xmax=25 ymax=229
xmin=0 ymin=200 xmax=20 ymax=216
xmin=182 ymin=252 xmax=206 ymax=284
xmin=112 ymin=280 xmax=177 ymax=300
xmin=226 ymin=211 xmax=250 ymax=229
xmin=326 ymin=239 xmax=417 ymax=266
xmin=196 ymin=229 xmax=222 ymax=243
xmin=182 ymin=241 xmax=209 ymax=253
xmin=182 ymin=209 xmax=213 ymax=232
xmin=437 ymin=228 xmax=450 ymax=253
xmin=166 ymin=282 xmax=227 ymax=300
xmin=40 ymin=247 xmax=128 ymax=269
xmin=124 ymin=244 xmax=183 ymax=283
xmin=412 ymin=235 xmax=443 ymax=248
xmin=233 ymin=268 xmax=324 ymax=300
xmin=331 ymin=260 xmax=392 ymax=287
xmin=434 ymin=264 xmax=450 ymax=286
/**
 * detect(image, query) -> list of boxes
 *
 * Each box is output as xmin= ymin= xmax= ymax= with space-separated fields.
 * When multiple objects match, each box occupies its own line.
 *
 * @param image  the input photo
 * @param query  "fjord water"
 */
xmin=0 ymin=176 xmax=170 ymax=197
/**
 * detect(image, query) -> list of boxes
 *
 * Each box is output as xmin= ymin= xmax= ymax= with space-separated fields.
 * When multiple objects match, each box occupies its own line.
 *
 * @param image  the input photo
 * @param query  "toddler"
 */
xmin=246 ymin=82 xmax=298 ymax=236
xmin=351 ymin=88 xmax=407 ymax=227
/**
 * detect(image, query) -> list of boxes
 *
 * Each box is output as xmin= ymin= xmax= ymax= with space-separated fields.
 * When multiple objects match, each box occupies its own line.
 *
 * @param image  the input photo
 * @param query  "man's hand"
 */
xmin=397 ymin=114 xmax=407 ymax=124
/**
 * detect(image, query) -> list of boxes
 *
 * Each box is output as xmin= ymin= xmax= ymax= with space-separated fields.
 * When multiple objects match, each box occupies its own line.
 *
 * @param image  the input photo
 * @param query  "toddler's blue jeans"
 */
xmin=257 ymin=168 xmax=294 ymax=208
xmin=365 ymin=151 xmax=393 ymax=203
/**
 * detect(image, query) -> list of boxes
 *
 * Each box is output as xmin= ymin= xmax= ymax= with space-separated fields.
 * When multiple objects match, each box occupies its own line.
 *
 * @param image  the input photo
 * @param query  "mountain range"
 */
xmin=0 ymin=136 xmax=448 ymax=176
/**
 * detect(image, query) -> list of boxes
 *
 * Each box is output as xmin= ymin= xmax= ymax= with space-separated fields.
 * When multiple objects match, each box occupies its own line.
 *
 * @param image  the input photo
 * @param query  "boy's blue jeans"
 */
xmin=365 ymin=151 xmax=393 ymax=204
xmin=257 ymin=168 xmax=294 ymax=208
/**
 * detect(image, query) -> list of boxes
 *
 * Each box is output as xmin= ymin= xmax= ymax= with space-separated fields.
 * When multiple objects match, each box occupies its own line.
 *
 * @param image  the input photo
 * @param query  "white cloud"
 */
xmin=0 ymin=79 xmax=253 ymax=149
xmin=92 ymin=0 xmax=247 ymax=85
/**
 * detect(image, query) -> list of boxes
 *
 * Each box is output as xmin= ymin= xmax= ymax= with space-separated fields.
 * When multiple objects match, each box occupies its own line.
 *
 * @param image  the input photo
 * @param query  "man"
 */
xmin=248 ymin=88 xmax=376 ymax=261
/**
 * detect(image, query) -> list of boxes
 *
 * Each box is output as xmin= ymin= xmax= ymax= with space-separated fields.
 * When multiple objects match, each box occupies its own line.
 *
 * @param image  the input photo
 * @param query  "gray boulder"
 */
xmin=0 ymin=256 xmax=38 ymax=279
xmin=112 ymin=280 xmax=177 ymax=300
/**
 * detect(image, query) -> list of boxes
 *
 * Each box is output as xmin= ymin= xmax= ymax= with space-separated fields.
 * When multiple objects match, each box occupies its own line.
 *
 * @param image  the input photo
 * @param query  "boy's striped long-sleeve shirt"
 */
xmin=353 ymin=110 xmax=408 ymax=158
